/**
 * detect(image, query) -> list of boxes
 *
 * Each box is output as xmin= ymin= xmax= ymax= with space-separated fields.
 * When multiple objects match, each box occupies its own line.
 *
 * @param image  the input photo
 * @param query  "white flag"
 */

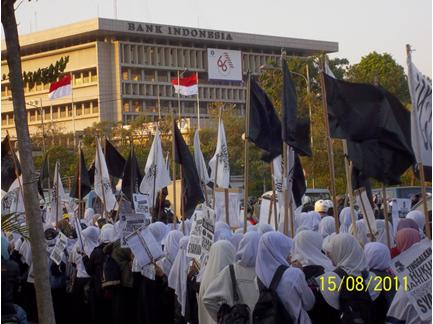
xmin=95 ymin=139 xmax=117 ymax=212
xmin=193 ymin=130 xmax=210 ymax=187
xmin=139 ymin=130 xmax=171 ymax=208
xmin=2 ymin=176 xmax=24 ymax=215
xmin=408 ymin=60 xmax=432 ymax=167
xmin=209 ymin=120 xmax=230 ymax=188
xmin=48 ymin=163 xmax=66 ymax=224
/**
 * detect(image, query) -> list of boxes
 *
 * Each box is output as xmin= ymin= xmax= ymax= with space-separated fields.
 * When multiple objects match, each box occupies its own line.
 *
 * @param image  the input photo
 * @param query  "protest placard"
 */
xmin=126 ymin=226 xmax=163 ymax=268
xmin=391 ymin=198 xmax=411 ymax=235
xmin=187 ymin=205 xmax=215 ymax=259
xmin=119 ymin=212 xmax=150 ymax=247
xmin=50 ymin=232 xmax=68 ymax=265
xmin=355 ymin=188 xmax=377 ymax=237
xmin=214 ymin=188 xmax=241 ymax=228
xmin=133 ymin=193 xmax=151 ymax=216
xmin=391 ymin=239 xmax=432 ymax=322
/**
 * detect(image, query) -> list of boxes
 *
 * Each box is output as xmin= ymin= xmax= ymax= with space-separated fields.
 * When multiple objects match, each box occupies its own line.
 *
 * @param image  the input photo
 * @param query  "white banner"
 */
xmin=391 ymin=198 xmax=411 ymax=235
xmin=133 ymin=193 xmax=151 ymax=216
xmin=186 ymin=206 xmax=215 ymax=260
xmin=391 ymin=239 xmax=432 ymax=322
xmin=119 ymin=212 xmax=150 ymax=247
xmin=355 ymin=188 xmax=377 ymax=237
xmin=207 ymin=48 xmax=242 ymax=81
xmin=214 ymin=189 xmax=241 ymax=228
xmin=126 ymin=227 xmax=163 ymax=268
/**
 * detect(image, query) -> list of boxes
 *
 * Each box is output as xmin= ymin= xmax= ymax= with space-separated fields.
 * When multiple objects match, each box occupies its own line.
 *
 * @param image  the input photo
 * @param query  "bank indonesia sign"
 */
xmin=207 ymin=49 xmax=242 ymax=81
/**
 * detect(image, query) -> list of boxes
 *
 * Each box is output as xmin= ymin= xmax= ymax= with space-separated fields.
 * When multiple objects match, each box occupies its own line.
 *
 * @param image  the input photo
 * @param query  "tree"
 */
xmin=346 ymin=52 xmax=410 ymax=104
xmin=1 ymin=1 xmax=56 ymax=322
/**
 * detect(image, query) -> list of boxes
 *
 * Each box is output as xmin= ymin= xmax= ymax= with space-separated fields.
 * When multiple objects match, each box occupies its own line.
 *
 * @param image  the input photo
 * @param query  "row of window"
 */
xmin=119 ymin=42 xmax=280 ymax=73
xmin=1 ymin=99 xmax=99 ymax=125
xmin=1 ymin=68 xmax=97 ymax=97
xmin=122 ymin=82 xmax=245 ymax=102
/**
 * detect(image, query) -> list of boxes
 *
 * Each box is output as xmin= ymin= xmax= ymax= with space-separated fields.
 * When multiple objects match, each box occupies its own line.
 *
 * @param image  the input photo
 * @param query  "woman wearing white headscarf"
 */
xmin=256 ymin=232 xmax=314 ymax=324
xmin=82 ymin=224 xmax=115 ymax=323
xmin=228 ymin=232 xmax=243 ymax=251
xmin=158 ymin=230 xmax=184 ymax=277
xmin=349 ymin=219 xmax=370 ymax=246
xmin=71 ymin=225 xmax=100 ymax=324
xmin=318 ymin=216 xmax=336 ymax=238
xmin=375 ymin=219 xmax=395 ymax=247
xmin=168 ymin=236 xmax=191 ymax=318
xmin=149 ymin=221 xmax=169 ymax=245
xmin=198 ymin=240 xmax=236 ymax=324
xmin=256 ymin=223 xmax=274 ymax=236
xmin=339 ymin=207 xmax=355 ymax=233
xmin=292 ymin=230 xmax=339 ymax=323
xmin=203 ymin=232 xmax=260 ymax=323
xmin=406 ymin=210 xmax=426 ymax=238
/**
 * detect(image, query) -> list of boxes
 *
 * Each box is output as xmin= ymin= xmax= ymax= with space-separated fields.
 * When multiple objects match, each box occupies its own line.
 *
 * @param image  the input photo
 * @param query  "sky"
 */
xmin=3 ymin=0 xmax=432 ymax=76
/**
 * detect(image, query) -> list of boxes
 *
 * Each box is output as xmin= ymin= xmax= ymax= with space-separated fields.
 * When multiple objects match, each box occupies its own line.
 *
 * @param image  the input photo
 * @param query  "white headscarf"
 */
xmin=327 ymin=233 xmax=368 ymax=276
xmin=349 ymin=219 xmax=369 ymax=246
xmin=339 ymin=207 xmax=352 ymax=233
xmin=168 ymin=236 xmax=190 ymax=316
xmin=364 ymin=242 xmax=391 ymax=271
xmin=214 ymin=228 xmax=232 ymax=242
xmin=82 ymin=226 xmax=100 ymax=256
xmin=256 ymin=223 xmax=274 ymax=236
xmin=84 ymin=208 xmax=95 ymax=225
xmin=406 ymin=210 xmax=426 ymax=238
xmin=198 ymin=240 xmax=236 ymax=324
xmin=149 ymin=221 xmax=169 ymax=244
xmin=215 ymin=221 xmax=230 ymax=232
xmin=99 ymin=223 xmax=115 ymax=244
xmin=375 ymin=219 xmax=395 ymax=247
xmin=236 ymin=231 xmax=260 ymax=268
xmin=292 ymin=230 xmax=333 ymax=272
xmin=255 ymin=231 xmax=292 ymax=288
xmin=296 ymin=211 xmax=320 ymax=231
xmin=318 ymin=216 xmax=336 ymax=238
xmin=229 ymin=232 xmax=243 ymax=251
xmin=159 ymin=230 xmax=183 ymax=276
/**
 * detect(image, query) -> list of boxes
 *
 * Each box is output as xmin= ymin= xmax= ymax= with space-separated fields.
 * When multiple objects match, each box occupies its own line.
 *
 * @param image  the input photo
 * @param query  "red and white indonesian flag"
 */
xmin=48 ymin=75 xmax=72 ymax=99
xmin=171 ymin=74 xmax=198 ymax=96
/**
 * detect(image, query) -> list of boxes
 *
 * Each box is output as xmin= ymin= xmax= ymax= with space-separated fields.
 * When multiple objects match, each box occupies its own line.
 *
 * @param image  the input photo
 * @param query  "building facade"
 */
xmin=1 ymin=18 xmax=338 ymax=140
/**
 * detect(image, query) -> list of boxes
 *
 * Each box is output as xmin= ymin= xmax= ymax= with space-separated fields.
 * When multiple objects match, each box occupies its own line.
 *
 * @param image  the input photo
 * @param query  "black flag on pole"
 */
xmin=38 ymin=153 xmax=50 ymax=198
xmin=104 ymin=139 xmax=126 ymax=178
xmin=292 ymin=153 xmax=307 ymax=208
xmin=121 ymin=146 xmax=143 ymax=202
xmin=1 ymin=135 xmax=21 ymax=192
xmin=173 ymin=120 xmax=204 ymax=218
xmin=88 ymin=161 xmax=95 ymax=186
xmin=70 ymin=148 xmax=92 ymax=199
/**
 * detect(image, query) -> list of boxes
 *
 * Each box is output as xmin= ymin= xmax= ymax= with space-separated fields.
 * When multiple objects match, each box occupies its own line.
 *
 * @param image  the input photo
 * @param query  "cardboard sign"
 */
xmin=355 ymin=188 xmax=377 ymax=237
xmin=391 ymin=198 xmax=411 ymax=235
xmin=391 ymin=239 xmax=432 ymax=321
xmin=119 ymin=212 xmax=150 ymax=248
xmin=133 ymin=193 xmax=151 ymax=216
xmin=214 ymin=188 xmax=241 ymax=228
xmin=49 ymin=232 xmax=68 ymax=265
xmin=126 ymin=226 xmax=163 ymax=268
xmin=186 ymin=206 xmax=215 ymax=259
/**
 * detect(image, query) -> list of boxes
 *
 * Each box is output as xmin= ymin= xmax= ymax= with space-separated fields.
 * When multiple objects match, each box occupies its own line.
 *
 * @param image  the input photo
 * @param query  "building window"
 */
xmin=131 ymin=69 xmax=141 ymax=81
xmin=67 ymin=106 xmax=73 ymax=117
xmin=92 ymin=100 xmax=99 ymax=114
xmin=122 ymin=69 xmax=129 ymax=81
xmin=123 ymin=101 xmax=130 ymax=112
xmin=76 ymin=104 xmax=83 ymax=116
xmin=133 ymin=100 xmax=142 ymax=112
xmin=84 ymin=102 xmax=91 ymax=115
xmin=60 ymin=106 xmax=66 ymax=118
xmin=52 ymin=107 xmax=58 ymax=120
xmin=43 ymin=108 xmax=50 ymax=120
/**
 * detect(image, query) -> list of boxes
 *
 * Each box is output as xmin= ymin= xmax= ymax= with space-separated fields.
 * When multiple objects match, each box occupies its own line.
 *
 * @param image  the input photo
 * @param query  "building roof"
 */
xmin=2 ymin=18 xmax=338 ymax=58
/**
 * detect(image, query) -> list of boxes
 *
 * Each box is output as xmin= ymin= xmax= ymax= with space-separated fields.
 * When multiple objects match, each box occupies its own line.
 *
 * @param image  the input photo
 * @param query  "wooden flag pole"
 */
xmin=77 ymin=142 xmax=83 ymax=219
xmin=382 ymin=184 xmax=392 ymax=248
xmin=342 ymin=140 xmax=357 ymax=237
xmin=224 ymin=188 xmax=230 ymax=226
xmin=213 ymin=155 xmax=219 ymax=208
xmin=356 ymin=189 xmax=376 ymax=242
xmin=318 ymin=55 xmax=340 ymax=233
xmin=243 ymin=73 xmax=251 ymax=233
xmin=406 ymin=44 xmax=431 ymax=240
xmin=282 ymin=144 xmax=289 ymax=236
xmin=55 ymin=161 xmax=60 ymax=225
xmin=196 ymin=71 xmax=200 ymax=130
xmin=270 ymin=163 xmax=278 ymax=229
xmin=171 ymin=112 xmax=177 ymax=228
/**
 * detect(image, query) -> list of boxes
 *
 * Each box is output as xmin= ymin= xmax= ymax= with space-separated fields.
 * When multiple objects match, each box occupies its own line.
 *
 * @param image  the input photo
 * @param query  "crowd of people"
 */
xmin=1 ymin=196 xmax=431 ymax=324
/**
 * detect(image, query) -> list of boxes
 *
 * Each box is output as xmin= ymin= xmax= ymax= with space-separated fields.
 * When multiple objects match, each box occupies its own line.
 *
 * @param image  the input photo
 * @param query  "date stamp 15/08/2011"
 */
xmin=319 ymin=275 xmax=408 ymax=292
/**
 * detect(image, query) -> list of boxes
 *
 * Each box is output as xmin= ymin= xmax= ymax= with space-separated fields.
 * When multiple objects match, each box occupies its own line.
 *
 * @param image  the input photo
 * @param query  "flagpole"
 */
xmin=71 ymin=75 xmax=76 ymax=148
xmin=406 ymin=44 xmax=431 ymax=240
xmin=78 ymin=142 xmax=83 ymax=219
xmin=319 ymin=55 xmax=340 ymax=233
xmin=356 ymin=189 xmax=376 ymax=242
xmin=243 ymin=73 xmax=251 ymax=233
xmin=96 ymin=138 xmax=108 ymax=219
xmin=270 ymin=163 xmax=278 ymax=229
xmin=55 ymin=161 xmax=60 ymax=224
xmin=171 ymin=112 xmax=177 ymax=228
xmin=213 ymin=155 xmax=219 ymax=209
xmin=196 ymin=72 xmax=200 ymax=130
xmin=342 ymin=140 xmax=358 ymax=237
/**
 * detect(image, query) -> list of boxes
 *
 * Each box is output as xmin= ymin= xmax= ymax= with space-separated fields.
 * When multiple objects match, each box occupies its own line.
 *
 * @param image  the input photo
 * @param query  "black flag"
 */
xmin=351 ymin=164 xmax=373 ymax=203
xmin=88 ymin=161 xmax=95 ymax=186
xmin=1 ymin=135 xmax=21 ymax=191
xmin=105 ymin=139 xmax=126 ymax=178
xmin=249 ymin=77 xmax=311 ymax=161
xmin=38 ymin=153 xmax=50 ymax=198
xmin=173 ymin=121 xmax=204 ymax=218
xmin=70 ymin=148 xmax=92 ymax=199
xmin=324 ymin=73 xmax=415 ymax=184
xmin=121 ymin=146 xmax=143 ymax=202
xmin=292 ymin=153 xmax=307 ymax=208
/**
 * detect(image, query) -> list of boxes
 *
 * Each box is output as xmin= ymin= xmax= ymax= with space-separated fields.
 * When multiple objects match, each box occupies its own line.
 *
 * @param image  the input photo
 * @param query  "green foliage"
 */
xmin=1 ymin=213 xmax=29 ymax=239
xmin=22 ymin=56 xmax=69 ymax=88
xmin=346 ymin=52 xmax=410 ymax=104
